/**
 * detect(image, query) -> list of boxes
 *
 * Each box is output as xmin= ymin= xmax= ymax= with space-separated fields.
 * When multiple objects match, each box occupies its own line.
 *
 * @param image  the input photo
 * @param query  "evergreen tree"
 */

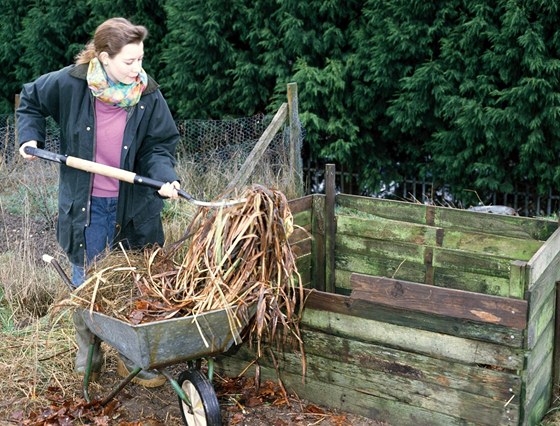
xmin=0 ymin=0 xmax=35 ymax=112
xmin=161 ymin=0 xmax=246 ymax=118
xmin=349 ymin=0 xmax=454 ymax=192
xmin=3 ymin=0 xmax=560 ymax=205
xmin=16 ymin=0 xmax=89 ymax=82
xmin=275 ymin=0 xmax=361 ymax=169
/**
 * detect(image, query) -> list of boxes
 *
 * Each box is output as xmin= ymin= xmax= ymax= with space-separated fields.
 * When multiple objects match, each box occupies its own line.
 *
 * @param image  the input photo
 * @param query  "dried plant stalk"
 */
xmin=69 ymin=184 xmax=305 ymax=364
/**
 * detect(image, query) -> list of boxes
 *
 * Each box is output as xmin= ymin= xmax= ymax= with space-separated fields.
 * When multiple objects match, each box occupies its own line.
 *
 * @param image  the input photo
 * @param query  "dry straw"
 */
xmin=68 ymin=184 xmax=305 ymax=361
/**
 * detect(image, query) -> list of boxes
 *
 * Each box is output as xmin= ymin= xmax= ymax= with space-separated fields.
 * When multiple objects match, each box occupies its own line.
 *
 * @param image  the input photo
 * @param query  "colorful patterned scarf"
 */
xmin=87 ymin=57 xmax=147 ymax=108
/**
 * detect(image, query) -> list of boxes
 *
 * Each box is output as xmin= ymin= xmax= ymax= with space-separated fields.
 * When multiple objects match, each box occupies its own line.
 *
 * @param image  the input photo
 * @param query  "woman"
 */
xmin=17 ymin=17 xmax=179 ymax=387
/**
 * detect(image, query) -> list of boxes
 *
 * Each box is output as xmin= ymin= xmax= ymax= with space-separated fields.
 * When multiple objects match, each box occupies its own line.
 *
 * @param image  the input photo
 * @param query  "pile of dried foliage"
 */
xmin=67 ymin=185 xmax=305 ymax=358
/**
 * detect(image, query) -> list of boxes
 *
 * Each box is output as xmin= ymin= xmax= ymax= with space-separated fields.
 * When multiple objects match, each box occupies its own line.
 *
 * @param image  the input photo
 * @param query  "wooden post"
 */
xmin=14 ymin=94 xmax=20 ymax=151
xmin=287 ymin=82 xmax=303 ymax=197
xmin=325 ymin=164 xmax=336 ymax=293
xmin=553 ymin=281 xmax=560 ymax=395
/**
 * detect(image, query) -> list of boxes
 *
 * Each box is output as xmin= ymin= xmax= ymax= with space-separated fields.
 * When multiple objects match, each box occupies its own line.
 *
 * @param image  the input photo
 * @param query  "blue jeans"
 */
xmin=71 ymin=196 xmax=118 ymax=286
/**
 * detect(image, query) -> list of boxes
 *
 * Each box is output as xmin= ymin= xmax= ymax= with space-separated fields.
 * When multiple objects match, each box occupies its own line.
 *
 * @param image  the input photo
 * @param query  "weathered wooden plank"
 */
xmin=288 ymin=194 xmax=312 ymax=214
xmin=337 ymin=214 xmax=442 ymax=246
xmin=295 ymin=253 xmax=311 ymax=286
xmin=433 ymin=267 xmax=511 ymax=297
xmin=335 ymin=251 xmax=426 ymax=284
xmin=442 ymin=229 xmax=543 ymax=260
xmin=526 ymin=260 xmax=558 ymax=330
xmin=231 ymin=343 xmax=518 ymax=425
xmin=350 ymin=273 xmax=527 ymax=329
xmin=509 ymin=261 xmax=529 ymax=301
xmin=216 ymin=355 xmax=483 ymax=426
xmin=299 ymin=329 xmax=521 ymax=401
xmin=337 ymin=194 xmax=428 ymax=225
xmin=337 ymin=194 xmax=556 ymax=241
xmin=522 ymin=375 xmax=553 ymax=426
xmin=292 ymin=227 xmax=311 ymax=248
xmin=290 ymin=236 xmax=311 ymax=258
xmin=336 ymin=234 xmax=426 ymax=262
xmin=523 ymin=347 xmax=553 ymax=425
xmin=287 ymin=83 xmax=302 ymax=196
xmin=527 ymin=227 xmax=560 ymax=288
xmin=336 ymin=234 xmax=517 ymax=296
xmin=311 ymin=286 xmax=525 ymax=347
xmin=526 ymin=294 xmax=555 ymax=350
xmin=302 ymin=308 xmax=524 ymax=369
xmin=291 ymin=211 xmax=312 ymax=232
xmin=524 ymin=319 xmax=554 ymax=386
xmin=435 ymin=206 xmax=556 ymax=241
xmin=432 ymin=248 xmax=512 ymax=278
xmin=226 ymin=103 xmax=287 ymax=190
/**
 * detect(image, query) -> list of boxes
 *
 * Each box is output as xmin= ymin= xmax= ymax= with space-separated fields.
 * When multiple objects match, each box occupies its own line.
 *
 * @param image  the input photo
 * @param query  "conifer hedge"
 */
xmin=2 ymin=0 xmax=560 ymax=203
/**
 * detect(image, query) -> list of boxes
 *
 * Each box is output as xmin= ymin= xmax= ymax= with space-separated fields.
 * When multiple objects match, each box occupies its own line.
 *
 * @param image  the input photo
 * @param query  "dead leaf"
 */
xmin=305 ymin=404 xmax=326 ymax=414
xmin=245 ymin=396 xmax=263 ymax=407
xmin=230 ymin=412 xmax=245 ymax=425
xmin=332 ymin=414 xmax=348 ymax=426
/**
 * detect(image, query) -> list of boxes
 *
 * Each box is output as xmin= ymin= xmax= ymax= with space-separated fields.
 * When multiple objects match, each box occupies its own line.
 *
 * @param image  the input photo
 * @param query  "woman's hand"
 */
xmin=19 ymin=140 xmax=38 ymax=160
xmin=158 ymin=181 xmax=181 ymax=199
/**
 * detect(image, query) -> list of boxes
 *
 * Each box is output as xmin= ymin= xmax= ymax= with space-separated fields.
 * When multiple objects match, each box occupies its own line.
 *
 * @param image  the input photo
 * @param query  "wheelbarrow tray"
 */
xmin=78 ymin=307 xmax=248 ymax=370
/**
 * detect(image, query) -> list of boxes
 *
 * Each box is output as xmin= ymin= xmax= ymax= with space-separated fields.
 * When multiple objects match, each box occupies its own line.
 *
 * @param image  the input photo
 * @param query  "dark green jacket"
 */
xmin=17 ymin=63 xmax=179 ymax=266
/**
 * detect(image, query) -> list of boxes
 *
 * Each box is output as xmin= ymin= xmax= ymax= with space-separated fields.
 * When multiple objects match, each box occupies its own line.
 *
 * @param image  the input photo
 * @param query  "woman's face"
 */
xmin=102 ymin=42 xmax=144 ymax=85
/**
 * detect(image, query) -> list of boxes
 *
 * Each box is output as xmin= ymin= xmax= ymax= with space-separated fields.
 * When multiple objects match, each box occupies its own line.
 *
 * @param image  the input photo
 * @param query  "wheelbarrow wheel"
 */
xmin=177 ymin=369 xmax=221 ymax=426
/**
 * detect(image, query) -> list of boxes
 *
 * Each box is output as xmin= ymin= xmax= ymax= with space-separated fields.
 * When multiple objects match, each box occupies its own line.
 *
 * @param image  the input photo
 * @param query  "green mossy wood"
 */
xmin=217 ymin=170 xmax=560 ymax=426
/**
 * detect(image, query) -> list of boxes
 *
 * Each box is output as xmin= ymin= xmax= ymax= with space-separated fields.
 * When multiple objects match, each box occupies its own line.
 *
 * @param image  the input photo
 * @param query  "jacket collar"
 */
xmin=69 ymin=63 xmax=159 ymax=95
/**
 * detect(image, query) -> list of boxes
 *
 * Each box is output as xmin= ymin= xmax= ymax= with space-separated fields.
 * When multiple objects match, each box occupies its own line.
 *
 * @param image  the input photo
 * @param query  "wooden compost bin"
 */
xmin=216 ymin=173 xmax=560 ymax=425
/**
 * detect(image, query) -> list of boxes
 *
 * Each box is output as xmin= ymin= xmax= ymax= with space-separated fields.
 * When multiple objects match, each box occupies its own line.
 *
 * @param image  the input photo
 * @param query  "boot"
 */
xmin=73 ymin=311 xmax=103 ymax=380
xmin=116 ymin=355 xmax=166 ymax=388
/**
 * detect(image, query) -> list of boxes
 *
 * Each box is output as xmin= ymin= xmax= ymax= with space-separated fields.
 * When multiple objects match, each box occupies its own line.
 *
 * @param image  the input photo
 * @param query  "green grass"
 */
xmin=0 ymin=285 xmax=15 ymax=332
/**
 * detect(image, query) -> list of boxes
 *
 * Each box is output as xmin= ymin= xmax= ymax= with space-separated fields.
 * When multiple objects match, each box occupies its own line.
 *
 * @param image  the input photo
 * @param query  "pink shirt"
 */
xmin=92 ymin=99 xmax=127 ymax=197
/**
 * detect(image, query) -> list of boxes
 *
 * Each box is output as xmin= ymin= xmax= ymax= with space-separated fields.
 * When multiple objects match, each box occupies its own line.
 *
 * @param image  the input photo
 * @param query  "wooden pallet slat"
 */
xmin=350 ymin=273 xmax=528 ymax=330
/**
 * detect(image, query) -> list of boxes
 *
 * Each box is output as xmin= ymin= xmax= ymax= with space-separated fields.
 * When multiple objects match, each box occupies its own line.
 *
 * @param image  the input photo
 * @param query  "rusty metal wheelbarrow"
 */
xmin=78 ymin=306 xmax=250 ymax=426
xmin=45 ymin=255 xmax=249 ymax=426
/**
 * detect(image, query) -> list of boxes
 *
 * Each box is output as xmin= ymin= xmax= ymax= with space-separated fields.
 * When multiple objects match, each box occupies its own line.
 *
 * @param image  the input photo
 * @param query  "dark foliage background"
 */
xmin=2 ymin=0 xmax=560 ymax=206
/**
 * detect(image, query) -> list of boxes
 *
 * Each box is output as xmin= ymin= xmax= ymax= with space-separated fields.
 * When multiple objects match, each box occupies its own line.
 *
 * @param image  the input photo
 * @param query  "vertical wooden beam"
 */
xmin=14 ymin=94 xmax=20 ymax=150
xmin=325 ymin=164 xmax=336 ymax=293
xmin=287 ymin=82 xmax=303 ymax=197
xmin=312 ymin=195 xmax=326 ymax=292
xmin=553 ymin=281 xmax=560 ymax=395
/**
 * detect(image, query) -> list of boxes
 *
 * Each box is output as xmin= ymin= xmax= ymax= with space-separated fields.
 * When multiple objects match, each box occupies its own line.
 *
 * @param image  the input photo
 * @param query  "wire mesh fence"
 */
xmin=1 ymin=112 xmax=304 ymax=201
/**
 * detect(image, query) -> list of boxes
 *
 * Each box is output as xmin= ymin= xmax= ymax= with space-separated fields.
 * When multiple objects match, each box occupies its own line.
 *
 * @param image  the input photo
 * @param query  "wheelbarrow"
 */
xmin=77 ymin=305 xmax=251 ymax=426
xmin=45 ymin=253 xmax=251 ymax=426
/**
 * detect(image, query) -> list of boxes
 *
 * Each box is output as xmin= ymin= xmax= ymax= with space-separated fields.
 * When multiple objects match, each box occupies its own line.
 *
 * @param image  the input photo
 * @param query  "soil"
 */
xmin=1 ymin=209 xmax=385 ymax=426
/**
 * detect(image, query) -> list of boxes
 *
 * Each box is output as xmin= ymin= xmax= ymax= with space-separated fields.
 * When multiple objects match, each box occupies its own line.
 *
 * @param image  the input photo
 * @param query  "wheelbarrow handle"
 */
xmin=24 ymin=146 xmax=245 ymax=207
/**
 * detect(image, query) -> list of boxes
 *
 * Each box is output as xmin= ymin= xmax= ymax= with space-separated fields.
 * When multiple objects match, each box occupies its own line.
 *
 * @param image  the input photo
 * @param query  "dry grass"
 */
xmin=0 ymin=309 xmax=80 ymax=418
xmin=0 ymin=198 xmax=64 ymax=322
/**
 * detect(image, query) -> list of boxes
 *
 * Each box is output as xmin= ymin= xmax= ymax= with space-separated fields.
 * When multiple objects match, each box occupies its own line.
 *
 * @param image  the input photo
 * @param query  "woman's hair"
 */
xmin=75 ymin=17 xmax=148 ymax=64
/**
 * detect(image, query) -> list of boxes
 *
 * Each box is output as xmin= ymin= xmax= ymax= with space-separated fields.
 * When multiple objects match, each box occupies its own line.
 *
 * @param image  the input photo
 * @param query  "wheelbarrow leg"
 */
xmin=207 ymin=358 xmax=215 ymax=382
xmin=160 ymin=369 xmax=193 ymax=408
xmin=99 ymin=366 xmax=142 ymax=407
xmin=83 ymin=334 xmax=102 ymax=403
xmin=82 ymin=336 xmax=142 ymax=406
